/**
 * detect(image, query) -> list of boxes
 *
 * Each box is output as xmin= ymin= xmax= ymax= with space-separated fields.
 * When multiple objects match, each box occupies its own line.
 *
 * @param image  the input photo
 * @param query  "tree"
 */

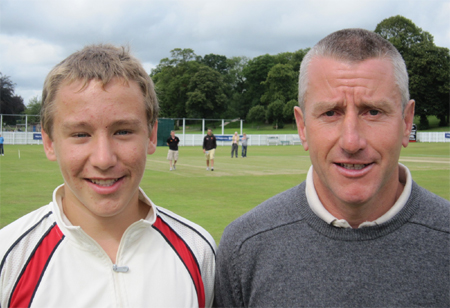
xmin=24 ymin=96 xmax=42 ymax=123
xmin=186 ymin=66 xmax=227 ymax=119
xmin=375 ymin=15 xmax=450 ymax=128
xmin=266 ymin=100 xmax=285 ymax=128
xmin=0 ymin=73 xmax=25 ymax=125
xmin=201 ymin=54 xmax=229 ymax=74
xmin=283 ymin=99 xmax=298 ymax=123
xmin=151 ymin=49 xmax=202 ymax=118
xmin=260 ymin=64 xmax=297 ymax=106
xmin=242 ymin=54 xmax=277 ymax=109
xmin=246 ymin=105 xmax=266 ymax=124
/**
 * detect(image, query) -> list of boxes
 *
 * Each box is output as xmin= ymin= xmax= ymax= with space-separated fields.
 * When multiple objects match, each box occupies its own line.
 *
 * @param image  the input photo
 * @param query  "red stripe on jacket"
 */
xmin=153 ymin=216 xmax=205 ymax=308
xmin=9 ymin=224 xmax=64 ymax=308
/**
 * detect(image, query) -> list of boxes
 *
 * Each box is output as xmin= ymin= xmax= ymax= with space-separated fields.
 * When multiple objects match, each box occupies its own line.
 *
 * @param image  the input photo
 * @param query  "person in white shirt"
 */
xmin=0 ymin=44 xmax=216 ymax=308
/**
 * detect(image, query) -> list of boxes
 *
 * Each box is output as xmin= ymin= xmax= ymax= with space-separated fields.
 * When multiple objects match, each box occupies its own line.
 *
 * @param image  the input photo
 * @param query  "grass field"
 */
xmin=0 ymin=142 xmax=449 ymax=243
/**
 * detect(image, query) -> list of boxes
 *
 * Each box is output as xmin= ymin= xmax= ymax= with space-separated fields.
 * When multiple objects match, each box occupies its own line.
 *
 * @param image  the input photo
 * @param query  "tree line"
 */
xmin=1 ymin=15 xmax=449 ymax=129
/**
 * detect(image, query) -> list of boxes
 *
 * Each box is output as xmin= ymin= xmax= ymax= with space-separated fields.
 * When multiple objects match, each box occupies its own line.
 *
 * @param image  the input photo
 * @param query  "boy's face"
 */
xmin=42 ymin=78 xmax=157 ymax=222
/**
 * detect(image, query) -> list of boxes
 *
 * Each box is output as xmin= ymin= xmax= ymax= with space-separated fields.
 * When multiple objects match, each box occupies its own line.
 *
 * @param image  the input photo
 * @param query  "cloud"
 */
xmin=0 ymin=0 xmax=448 ymax=106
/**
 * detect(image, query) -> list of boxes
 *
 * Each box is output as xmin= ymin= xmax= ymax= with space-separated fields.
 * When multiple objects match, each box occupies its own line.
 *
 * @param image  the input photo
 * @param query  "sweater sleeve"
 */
xmin=214 ymin=226 xmax=244 ymax=307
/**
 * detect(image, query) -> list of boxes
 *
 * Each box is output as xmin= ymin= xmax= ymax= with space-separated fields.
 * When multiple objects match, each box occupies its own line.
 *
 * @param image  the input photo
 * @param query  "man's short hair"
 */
xmin=298 ymin=28 xmax=409 ymax=113
xmin=41 ymin=44 xmax=159 ymax=138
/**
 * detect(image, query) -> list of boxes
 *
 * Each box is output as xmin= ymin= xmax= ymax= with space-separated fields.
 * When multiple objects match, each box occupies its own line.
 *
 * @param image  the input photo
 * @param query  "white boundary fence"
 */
xmin=1 ymin=131 xmax=449 ymax=145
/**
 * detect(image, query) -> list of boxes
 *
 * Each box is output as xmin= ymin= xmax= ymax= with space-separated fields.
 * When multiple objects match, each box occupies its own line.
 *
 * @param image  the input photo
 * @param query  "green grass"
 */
xmin=0 ymin=143 xmax=449 ymax=244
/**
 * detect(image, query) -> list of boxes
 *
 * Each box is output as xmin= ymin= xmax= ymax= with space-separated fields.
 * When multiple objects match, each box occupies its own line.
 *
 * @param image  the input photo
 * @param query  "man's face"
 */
xmin=295 ymin=57 xmax=414 ymax=209
xmin=171 ymin=131 xmax=175 ymax=138
xmin=207 ymin=130 xmax=212 ymax=136
xmin=42 ymin=78 xmax=157 ymax=222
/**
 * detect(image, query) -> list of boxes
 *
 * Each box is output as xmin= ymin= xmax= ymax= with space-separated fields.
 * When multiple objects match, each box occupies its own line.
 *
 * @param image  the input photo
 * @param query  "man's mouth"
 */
xmin=337 ymin=163 xmax=371 ymax=170
xmin=88 ymin=178 xmax=122 ymax=187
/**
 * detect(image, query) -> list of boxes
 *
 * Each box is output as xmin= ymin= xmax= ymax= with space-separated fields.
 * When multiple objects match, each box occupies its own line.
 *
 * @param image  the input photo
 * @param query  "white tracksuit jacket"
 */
xmin=0 ymin=185 xmax=216 ymax=308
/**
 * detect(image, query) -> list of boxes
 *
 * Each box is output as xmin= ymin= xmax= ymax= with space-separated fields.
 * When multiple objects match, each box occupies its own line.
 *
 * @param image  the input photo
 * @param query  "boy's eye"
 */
xmin=116 ymin=130 xmax=131 ymax=135
xmin=74 ymin=133 xmax=89 ymax=138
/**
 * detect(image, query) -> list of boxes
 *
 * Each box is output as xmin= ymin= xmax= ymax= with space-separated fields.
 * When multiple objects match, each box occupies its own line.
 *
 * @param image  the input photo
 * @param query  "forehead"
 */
xmin=52 ymin=78 xmax=146 ymax=125
xmin=306 ymin=57 xmax=399 ymax=103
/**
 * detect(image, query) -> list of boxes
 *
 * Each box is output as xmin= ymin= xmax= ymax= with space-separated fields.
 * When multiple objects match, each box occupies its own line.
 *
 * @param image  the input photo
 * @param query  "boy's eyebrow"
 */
xmin=61 ymin=119 xmax=145 ymax=131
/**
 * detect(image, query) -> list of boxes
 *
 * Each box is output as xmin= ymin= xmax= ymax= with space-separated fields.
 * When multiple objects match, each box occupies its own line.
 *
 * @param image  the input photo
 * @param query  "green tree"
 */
xmin=246 ymin=105 xmax=266 ymax=124
xmin=151 ymin=49 xmax=202 ymax=118
xmin=375 ymin=15 xmax=450 ymax=128
xmin=201 ymin=54 xmax=229 ymax=74
xmin=266 ymin=100 xmax=285 ymax=128
xmin=0 ymin=73 xmax=25 ymax=125
xmin=242 ymin=54 xmax=277 ymax=109
xmin=186 ymin=66 xmax=227 ymax=119
xmin=24 ymin=96 xmax=42 ymax=123
xmin=260 ymin=64 xmax=297 ymax=106
xmin=283 ymin=99 xmax=298 ymax=123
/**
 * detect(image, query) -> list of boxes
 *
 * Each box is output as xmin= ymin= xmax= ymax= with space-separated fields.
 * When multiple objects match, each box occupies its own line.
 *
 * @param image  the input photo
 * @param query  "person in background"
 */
xmin=241 ymin=133 xmax=249 ymax=158
xmin=166 ymin=130 xmax=180 ymax=171
xmin=214 ymin=28 xmax=449 ymax=307
xmin=231 ymin=131 xmax=239 ymax=158
xmin=0 ymin=134 xmax=4 ymax=156
xmin=203 ymin=129 xmax=216 ymax=171
xmin=0 ymin=44 xmax=216 ymax=308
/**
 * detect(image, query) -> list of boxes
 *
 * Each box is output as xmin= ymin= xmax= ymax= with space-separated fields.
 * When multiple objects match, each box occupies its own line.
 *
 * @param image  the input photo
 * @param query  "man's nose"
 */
xmin=338 ymin=111 xmax=367 ymax=154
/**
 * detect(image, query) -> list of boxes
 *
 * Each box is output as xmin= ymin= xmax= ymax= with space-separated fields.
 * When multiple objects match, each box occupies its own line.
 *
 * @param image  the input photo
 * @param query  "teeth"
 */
xmin=340 ymin=163 xmax=366 ymax=170
xmin=90 ymin=179 xmax=118 ymax=186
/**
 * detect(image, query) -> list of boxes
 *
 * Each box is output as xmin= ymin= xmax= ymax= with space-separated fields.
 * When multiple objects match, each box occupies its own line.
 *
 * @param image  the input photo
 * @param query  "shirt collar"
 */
xmin=305 ymin=163 xmax=412 ymax=228
xmin=52 ymin=184 xmax=158 ymax=229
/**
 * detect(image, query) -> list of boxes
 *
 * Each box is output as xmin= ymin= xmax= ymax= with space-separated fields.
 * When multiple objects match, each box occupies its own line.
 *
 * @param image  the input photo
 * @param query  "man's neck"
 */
xmin=315 ymin=171 xmax=404 ymax=229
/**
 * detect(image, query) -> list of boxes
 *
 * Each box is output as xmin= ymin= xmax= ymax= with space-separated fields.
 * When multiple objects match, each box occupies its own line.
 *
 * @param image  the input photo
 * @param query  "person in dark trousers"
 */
xmin=166 ymin=130 xmax=180 ymax=171
xmin=203 ymin=129 xmax=216 ymax=171
xmin=0 ymin=134 xmax=4 ymax=156
xmin=231 ymin=131 xmax=239 ymax=158
xmin=241 ymin=133 xmax=249 ymax=158
xmin=214 ymin=29 xmax=449 ymax=307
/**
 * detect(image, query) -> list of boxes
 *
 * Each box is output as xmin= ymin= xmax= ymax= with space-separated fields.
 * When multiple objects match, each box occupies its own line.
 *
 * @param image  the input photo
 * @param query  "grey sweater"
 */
xmin=214 ymin=181 xmax=450 ymax=307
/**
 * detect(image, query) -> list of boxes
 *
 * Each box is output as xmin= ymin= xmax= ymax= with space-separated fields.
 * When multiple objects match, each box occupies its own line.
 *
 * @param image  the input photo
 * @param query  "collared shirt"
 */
xmin=305 ymin=163 xmax=412 ymax=228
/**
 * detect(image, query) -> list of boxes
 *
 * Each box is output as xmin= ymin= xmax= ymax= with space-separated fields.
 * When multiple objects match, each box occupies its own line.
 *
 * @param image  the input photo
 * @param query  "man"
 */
xmin=231 ymin=131 xmax=239 ymax=158
xmin=167 ymin=130 xmax=180 ymax=170
xmin=241 ymin=133 xmax=248 ymax=158
xmin=0 ymin=44 xmax=216 ymax=308
xmin=215 ymin=29 xmax=449 ymax=307
xmin=203 ymin=129 xmax=216 ymax=171
xmin=0 ymin=134 xmax=4 ymax=156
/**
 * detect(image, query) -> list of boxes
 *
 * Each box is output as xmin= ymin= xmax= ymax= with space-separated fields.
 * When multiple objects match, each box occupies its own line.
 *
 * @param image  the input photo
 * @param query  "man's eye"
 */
xmin=325 ymin=110 xmax=335 ymax=117
xmin=369 ymin=110 xmax=380 ymax=116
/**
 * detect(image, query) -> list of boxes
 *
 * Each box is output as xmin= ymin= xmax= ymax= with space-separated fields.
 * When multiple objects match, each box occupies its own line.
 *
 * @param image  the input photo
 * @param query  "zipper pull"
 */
xmin=113 ymin=264 xmax=129 ymax=273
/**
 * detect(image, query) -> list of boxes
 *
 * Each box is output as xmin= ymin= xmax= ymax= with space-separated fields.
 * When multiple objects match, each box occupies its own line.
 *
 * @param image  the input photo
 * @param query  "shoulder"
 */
xmin=408 ymin=182 xmax=450 ymax=233
xmin=220 ymin=183 xmax=307 ymax=249
xmin=0 ymin=203 xmax=56 ymax=264
xmin=155 ymin=206 xmax=217 ymax=255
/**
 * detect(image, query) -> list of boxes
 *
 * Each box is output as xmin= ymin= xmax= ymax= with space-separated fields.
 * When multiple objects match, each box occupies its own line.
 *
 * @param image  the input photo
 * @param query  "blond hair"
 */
xmin=41 ymin=44 xmax=159 ymax=138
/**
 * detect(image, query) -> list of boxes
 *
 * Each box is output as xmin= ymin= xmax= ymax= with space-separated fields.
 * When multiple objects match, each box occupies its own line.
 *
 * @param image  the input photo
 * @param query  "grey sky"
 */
xmin=1 ymin=0 xmax=449 ymax=106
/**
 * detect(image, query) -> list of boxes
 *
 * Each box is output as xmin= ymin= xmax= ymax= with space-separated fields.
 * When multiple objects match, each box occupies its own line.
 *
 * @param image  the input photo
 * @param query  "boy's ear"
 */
xmin=147 ymin=121 xmax=158 ymax=155
xmin=42 ymin=129 xmax=57 ymax=161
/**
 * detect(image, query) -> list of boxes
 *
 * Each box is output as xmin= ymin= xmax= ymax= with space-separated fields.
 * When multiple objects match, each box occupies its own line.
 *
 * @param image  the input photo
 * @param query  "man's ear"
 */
xmin=147 ymin=121 xmax=158 ymax=155
xmin=402 ymin=100 xmax=415 ymax=148
xmin=41 ymin=129 xmax=57 ymax=161
xmin=294 ymin=106 xmax=308 ymax=151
